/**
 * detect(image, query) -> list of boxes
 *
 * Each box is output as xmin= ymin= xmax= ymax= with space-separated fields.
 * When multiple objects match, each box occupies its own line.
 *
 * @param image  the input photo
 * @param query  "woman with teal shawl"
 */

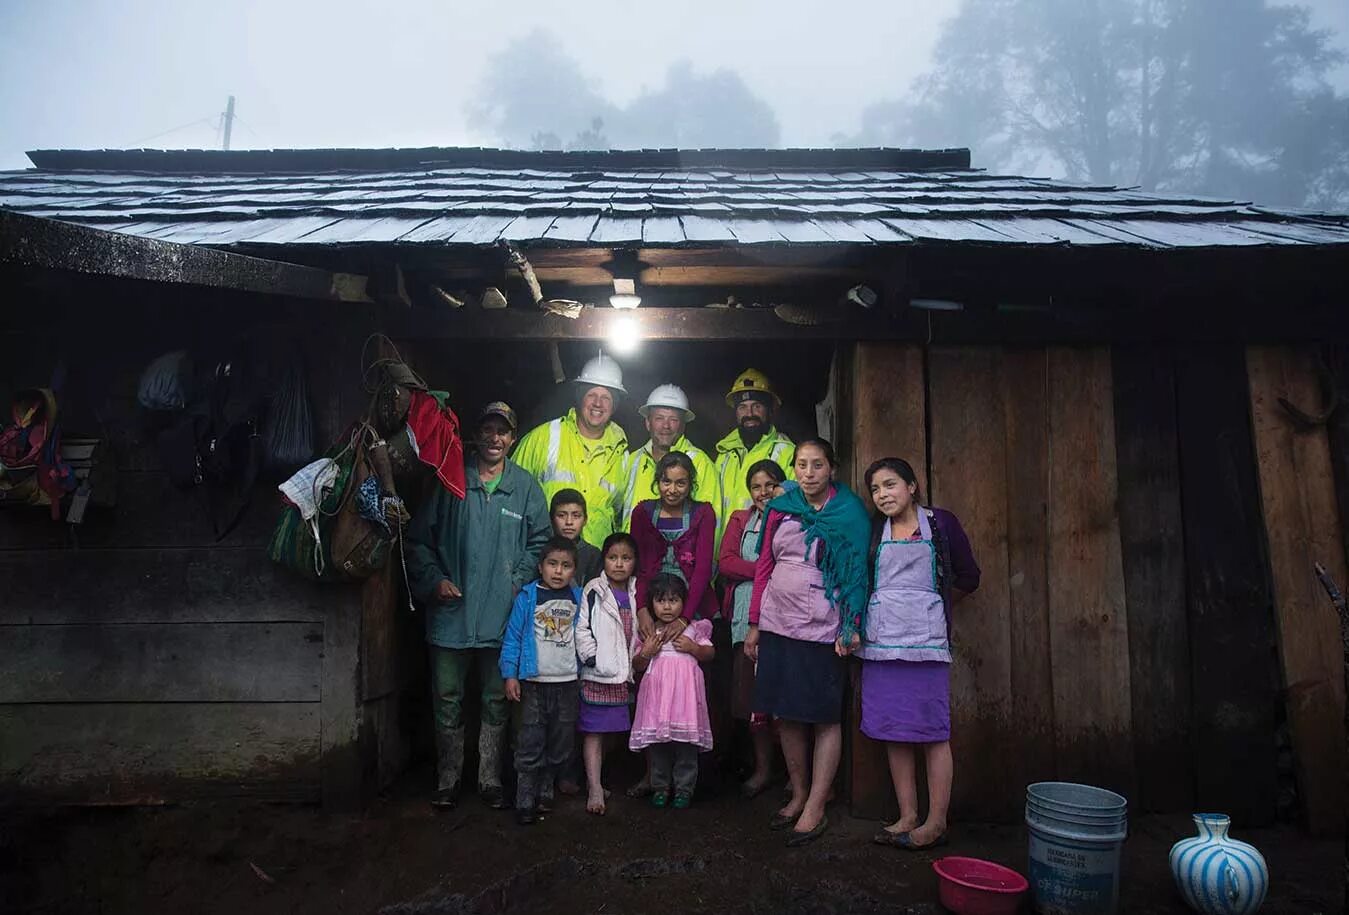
xmin=744 ymin=438 xmax=871 ymax=846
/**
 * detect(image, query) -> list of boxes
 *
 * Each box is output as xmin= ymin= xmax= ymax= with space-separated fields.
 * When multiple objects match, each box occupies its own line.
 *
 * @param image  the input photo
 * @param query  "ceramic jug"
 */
xmin=1169 ymin=813 xmax=1268 ymax=915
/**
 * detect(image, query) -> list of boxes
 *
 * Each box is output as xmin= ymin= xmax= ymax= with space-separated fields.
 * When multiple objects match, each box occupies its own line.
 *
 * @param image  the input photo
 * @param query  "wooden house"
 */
xmin=1 ymin=146 xmax=1346 ymax=836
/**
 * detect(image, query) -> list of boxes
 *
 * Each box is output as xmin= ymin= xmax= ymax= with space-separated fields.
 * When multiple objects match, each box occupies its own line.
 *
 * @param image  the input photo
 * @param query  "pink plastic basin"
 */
xmin=932 ymin=856 xmax=1029 ymax=915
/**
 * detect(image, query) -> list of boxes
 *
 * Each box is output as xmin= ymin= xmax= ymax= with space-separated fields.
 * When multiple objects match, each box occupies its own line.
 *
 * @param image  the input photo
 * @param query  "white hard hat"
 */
xmin=639 ymin=384 xmax=695 ymax=422
xmin=574 ymin=354 xmax=626 ymax=394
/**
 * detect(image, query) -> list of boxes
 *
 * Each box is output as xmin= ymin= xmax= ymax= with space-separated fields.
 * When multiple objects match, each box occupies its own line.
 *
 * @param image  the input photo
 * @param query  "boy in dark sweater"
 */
xmin=550 ymin=488 xmax=603 ymax=587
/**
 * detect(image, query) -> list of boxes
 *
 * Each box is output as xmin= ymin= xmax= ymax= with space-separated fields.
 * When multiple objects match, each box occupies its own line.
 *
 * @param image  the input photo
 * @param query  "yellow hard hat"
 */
xmin=725 ymin=368 xmax=781 ymax=408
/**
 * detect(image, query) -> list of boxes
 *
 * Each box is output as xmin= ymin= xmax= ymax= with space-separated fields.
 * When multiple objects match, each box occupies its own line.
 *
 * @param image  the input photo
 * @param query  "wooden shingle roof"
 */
xmin=3 ymin=146 xmax=1348 ymax=250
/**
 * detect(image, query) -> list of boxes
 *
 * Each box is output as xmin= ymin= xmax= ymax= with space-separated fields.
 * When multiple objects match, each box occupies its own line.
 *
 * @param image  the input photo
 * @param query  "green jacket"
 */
xmin=513 ymin=408 xmax=629 ymax=547
xmin=620 ymin=434 xmax=721 ymax=527
xmin=714 ymin=425 xmax=795 ymax=547
xmin=406 ymin=457 xmax=551 ymax=649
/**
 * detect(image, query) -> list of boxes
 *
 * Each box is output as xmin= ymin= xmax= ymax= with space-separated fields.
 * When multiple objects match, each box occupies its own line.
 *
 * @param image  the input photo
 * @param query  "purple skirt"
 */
xmin=860 ymin=659 xmax=950 ymax=743
xmin=577 ymin=698 xmax=631 ymax=734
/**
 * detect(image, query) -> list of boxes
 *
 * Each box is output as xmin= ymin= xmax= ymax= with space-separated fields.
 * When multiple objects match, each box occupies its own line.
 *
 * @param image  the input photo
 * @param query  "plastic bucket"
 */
xmin=1025 ymin=783 xmax=1128 ymax=915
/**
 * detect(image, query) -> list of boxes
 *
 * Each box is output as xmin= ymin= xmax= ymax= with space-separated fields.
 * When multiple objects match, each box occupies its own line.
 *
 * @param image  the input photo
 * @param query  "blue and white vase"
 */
xmin=1169 ymin=813 xmax=1268 ymax=915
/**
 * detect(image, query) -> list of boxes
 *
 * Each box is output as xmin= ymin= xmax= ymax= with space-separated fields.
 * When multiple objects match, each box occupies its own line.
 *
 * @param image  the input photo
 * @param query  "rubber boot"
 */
xmin=433 ymin=725 xmax=465 ymax=807
xmin=478 ymin=722 xmax=509 ymax=809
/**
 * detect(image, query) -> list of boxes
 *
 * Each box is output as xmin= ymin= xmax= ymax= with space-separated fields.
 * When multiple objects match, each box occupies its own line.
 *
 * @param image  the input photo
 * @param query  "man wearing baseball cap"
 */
xmin=620 ymin=383 xmax=720 ymax=525
xmin=407 ymin=401 xmax=551 ymax=811
xmin=714 ymin=368 xmax=795 ymax=546
xmin=513 ymin=354 xmax=630 ymax=547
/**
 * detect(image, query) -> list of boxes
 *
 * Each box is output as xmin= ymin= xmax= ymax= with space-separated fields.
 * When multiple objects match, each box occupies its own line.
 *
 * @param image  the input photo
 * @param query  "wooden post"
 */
xmin=847 ymin=342 xmax=926 ymax=820
xmin=1247 ymin=345 xmax=1349 ymax=837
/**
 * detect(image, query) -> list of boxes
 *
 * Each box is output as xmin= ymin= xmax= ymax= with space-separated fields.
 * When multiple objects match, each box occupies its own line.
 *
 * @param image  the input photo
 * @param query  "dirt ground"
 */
xmin=3 ymin=766 xmax=1345 ymax=915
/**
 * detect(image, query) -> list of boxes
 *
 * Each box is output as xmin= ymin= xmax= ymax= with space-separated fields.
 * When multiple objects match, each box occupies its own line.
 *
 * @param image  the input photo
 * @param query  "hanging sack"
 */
xmin=267 ymin=433 xmax=358 ymax=581
xmin=263 ymin=359 xmax=315 ymax=470
xmin=327 ymin=435 xmax=394 ymax=580
xmin=137 ymin=351 xmax=193 ymax=410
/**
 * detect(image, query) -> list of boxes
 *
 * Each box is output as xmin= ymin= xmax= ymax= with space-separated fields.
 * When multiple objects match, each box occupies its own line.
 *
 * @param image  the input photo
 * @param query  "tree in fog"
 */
xmin=471 ymin=32 xmax=780 ymax=150
xmin=615 ymin=60 xmax=780 ymax=148
xmin=468 ymin=29 xmax=617 ymax=149
xmin=854 ymin=0 xmax=1348 ymax=208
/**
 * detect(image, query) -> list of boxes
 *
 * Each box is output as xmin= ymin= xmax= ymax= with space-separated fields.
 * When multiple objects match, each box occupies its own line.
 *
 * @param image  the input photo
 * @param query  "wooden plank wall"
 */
xmin=928 ymin=348 xmax=1017 ymax=820
xmin=0 ymin=300 xmax=376 ymax=806
xmin=1247 ymin=345 xmax=1348 ymax=836
xmin=1175 ymin=346 xmax=1280 ymax=826
xmin=1111 ymin=346 xmax=1193 ymax=813
xmin=849 ymin=342 xmax=1323 ymax=830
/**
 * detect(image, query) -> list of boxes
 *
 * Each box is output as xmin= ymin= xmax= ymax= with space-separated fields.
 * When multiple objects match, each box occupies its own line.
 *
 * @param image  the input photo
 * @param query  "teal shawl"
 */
xmin=758 ymin=481 xmax=873 ymax=643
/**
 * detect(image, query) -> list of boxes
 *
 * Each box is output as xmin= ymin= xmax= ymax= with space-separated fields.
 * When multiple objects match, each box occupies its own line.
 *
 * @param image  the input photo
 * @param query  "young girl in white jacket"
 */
xmin=575 ymin=532 xmax=639 ymax=815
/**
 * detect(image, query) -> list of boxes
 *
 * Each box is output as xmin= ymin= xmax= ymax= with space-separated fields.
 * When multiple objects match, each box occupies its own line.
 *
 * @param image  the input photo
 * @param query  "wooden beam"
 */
xmin=1247 ymin=344 xmax=1348 ymax=836
xmin=0 ymin=209 xmax=370 ymax=302
xmin=389 ymin=305 xmax=908 ymax=341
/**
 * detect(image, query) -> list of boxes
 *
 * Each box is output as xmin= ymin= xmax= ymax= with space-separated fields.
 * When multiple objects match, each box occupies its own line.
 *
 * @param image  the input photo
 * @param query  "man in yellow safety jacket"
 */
xmin=621 ymin=384 xmax=720 ymax=526
xmin=714 ymin=368 xmax=795 ymax=546
xmin=513 ymin=354 xmax=629 ymax=548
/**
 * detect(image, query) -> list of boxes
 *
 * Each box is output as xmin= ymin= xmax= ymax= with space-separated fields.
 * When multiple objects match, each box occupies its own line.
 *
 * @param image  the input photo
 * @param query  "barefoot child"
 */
xmin=500 ymin=536 xmax=584 ymax=825
xmin=630 ymin=573 xmax=714 ymax=809
xmin=575 ymin=532 xmax=640 ymax=815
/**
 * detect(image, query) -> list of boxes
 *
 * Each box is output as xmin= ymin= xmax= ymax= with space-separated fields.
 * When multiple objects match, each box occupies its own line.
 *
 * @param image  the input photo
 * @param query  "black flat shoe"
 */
xmin=431 ymin=787 xmax=460 ymax=810
xmin=896 ymin=830 xmax=948 ymax=851
xmin=516 ymin=806 xmax=539 ymax=826
xmin=479 ymin=786 xmax=510 ymax=810
xmin=769 ymin=811 xmax=801 ymax=831
xmin=786 ymin=816 xmax=829 ymax=847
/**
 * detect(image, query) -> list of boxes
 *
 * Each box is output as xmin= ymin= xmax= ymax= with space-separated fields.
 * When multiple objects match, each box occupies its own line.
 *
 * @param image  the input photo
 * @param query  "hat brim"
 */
xmin=574 ymin=379 xmax=627 ymax=395
xmin=477 ymin=409 xmax=517 ymax=431
xmin=638 ymin=404 xmax=695 ymax=422
xmin=726 ymin=390 xmax=780 ymax=408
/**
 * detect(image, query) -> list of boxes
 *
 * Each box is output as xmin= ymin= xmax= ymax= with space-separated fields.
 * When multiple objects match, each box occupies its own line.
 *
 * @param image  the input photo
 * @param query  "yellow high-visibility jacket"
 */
xmin=513 ymin=409 xmax=629 ymax=548
xmin=713 ymin=425 xmax=795 ymax=546
xmin=620 ymin=435 xmax=721 ymax=527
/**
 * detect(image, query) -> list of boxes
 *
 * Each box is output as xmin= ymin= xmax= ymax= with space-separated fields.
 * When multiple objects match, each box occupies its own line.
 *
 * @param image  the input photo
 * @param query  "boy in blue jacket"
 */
xmin=500 ymin=536 xmax=582 ymax=824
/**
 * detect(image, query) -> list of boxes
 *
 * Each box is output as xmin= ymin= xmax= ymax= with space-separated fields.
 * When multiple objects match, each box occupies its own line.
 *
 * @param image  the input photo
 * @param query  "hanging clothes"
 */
xmin=405 ymin=389 xmax=466 ymax=499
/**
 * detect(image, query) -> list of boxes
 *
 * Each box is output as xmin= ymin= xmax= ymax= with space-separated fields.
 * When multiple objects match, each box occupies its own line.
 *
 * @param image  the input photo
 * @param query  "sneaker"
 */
xmin=516 ymin=806 xmax=539 ymax=826
xmin=479 ymin=785 xmax=509 ymax=810
xmin=672 ymin=792 xmax=693 ymax=810
xmin=431 ymin=786 xmax=460 ymax=810
xmin=650 ymin=791 xmax=670 ymax=809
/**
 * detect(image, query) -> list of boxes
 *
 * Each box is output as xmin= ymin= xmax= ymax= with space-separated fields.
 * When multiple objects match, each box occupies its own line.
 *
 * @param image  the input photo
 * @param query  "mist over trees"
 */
xmin=469 ymin=29 xmax=780 ymax=150
xmin=851 ymin=0 xmax=1349 ymax=208
xmin=468 ymin=7 xmax=1347 ymax=210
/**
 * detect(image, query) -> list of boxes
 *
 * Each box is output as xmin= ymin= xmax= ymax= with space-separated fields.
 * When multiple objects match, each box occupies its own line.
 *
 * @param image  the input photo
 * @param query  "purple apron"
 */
xmin=758 ymin=515 xmax=836 ymax=644
xmin=857 ymin=509 xmax=951 ymax=663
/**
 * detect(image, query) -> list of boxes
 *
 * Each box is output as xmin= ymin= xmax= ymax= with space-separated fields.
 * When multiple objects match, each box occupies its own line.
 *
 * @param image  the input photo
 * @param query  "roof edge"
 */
xmin=24 ymin=146 xmax=973 ymax=174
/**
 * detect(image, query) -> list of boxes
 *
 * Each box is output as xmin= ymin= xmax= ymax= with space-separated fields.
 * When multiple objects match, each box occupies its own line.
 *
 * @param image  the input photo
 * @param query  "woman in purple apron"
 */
xmin=745 ymin=439 xmax=871 ymax=847
xmin=860 ymin=457 xmax=980 ymax=851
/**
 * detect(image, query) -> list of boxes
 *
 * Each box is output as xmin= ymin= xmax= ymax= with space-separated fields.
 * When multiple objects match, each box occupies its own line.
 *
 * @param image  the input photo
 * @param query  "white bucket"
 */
xmin=1025 ymin=782 xmax=1128 ymax=915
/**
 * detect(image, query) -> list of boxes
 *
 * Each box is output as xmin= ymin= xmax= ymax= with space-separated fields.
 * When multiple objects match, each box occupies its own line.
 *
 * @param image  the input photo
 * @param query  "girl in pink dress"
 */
xmin=629 ymin=573 xmax=714 ymax=809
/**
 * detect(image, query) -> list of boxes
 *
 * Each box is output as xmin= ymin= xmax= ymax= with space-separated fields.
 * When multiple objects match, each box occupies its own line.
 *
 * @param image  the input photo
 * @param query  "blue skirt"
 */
xmin=752 ymin=630 xmax=845 ymax=724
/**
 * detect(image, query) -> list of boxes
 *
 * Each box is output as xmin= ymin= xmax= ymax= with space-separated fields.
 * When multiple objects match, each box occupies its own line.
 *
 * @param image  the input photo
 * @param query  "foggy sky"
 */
xmin=1 ymin=0 xmax=1346 ymax=173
